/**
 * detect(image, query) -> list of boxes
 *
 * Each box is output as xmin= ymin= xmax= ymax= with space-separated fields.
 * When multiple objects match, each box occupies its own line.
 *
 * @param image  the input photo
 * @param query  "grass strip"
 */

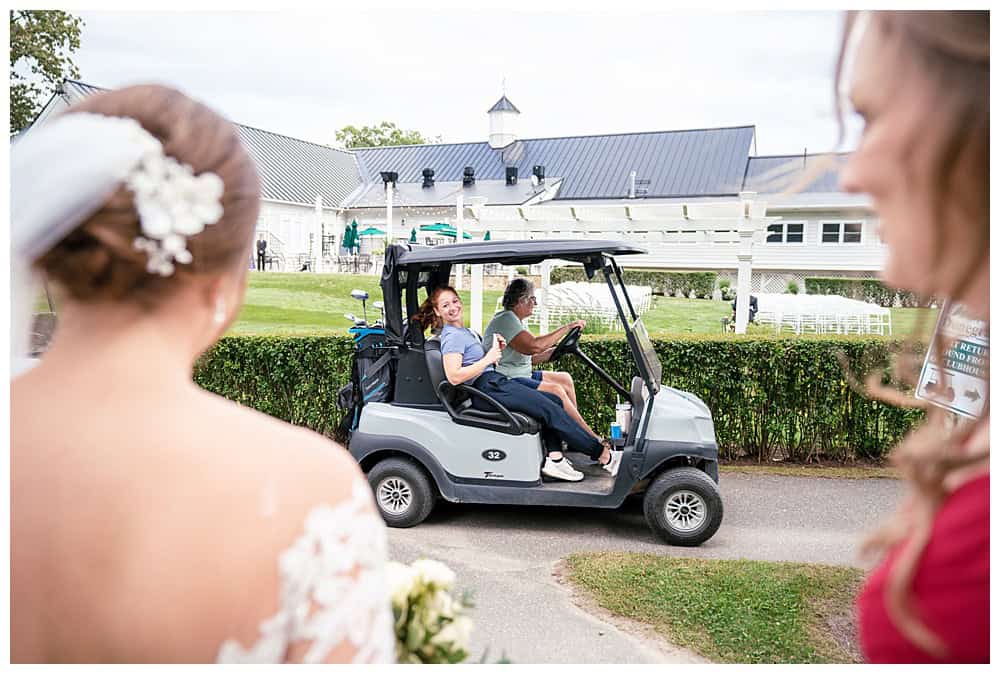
xmin=720 ymin=464 xmax=898 ymax=480
xmin=563 ymin=552 xmax=864 ymax=664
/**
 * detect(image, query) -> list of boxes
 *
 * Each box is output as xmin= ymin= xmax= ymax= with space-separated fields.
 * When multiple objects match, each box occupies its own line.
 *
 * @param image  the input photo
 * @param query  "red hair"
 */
xmin=412 ymin=286 xmax=458 ymax=332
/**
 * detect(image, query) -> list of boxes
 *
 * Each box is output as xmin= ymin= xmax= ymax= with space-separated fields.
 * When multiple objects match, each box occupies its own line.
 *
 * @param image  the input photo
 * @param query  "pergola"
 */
xmin=455 ymin=192 xmax=779 ymax=335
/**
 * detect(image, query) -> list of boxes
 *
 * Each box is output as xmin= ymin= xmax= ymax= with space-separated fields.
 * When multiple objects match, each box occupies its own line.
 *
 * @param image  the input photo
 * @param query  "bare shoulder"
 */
xmin=166 ymin=390 xmax=381 ymax=660
xmin=185 ymin=386 xmax=372 ymax=563
xmin=193 ymin=387 xmax=359 ymax=481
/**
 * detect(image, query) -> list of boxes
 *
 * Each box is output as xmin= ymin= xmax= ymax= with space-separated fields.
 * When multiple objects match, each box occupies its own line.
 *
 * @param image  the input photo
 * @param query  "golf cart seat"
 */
xmin=424 ymin=337 xmax=540 ymax=436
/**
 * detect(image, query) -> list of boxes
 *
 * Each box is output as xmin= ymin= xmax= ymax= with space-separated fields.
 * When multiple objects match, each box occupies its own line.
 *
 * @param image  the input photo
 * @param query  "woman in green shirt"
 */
xmin=483 ymin=278 xmax=602 ymax=444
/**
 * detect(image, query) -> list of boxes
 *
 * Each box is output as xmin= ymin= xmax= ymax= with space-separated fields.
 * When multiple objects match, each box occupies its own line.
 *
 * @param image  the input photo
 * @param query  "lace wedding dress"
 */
xmin=216 ymin=478 xmax=396 ymax=663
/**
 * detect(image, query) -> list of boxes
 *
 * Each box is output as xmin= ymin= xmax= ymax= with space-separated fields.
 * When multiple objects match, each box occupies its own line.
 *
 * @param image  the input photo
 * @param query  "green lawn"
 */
xmin=564 ymin=552 xmax=864 ymax=664
xmin=33 ymin=271 xmax=936 ymax=337
xmin=230 ymin=272 xmax=503 ymax=336
xmin=224 ymin=272 xmax=936 ymax=338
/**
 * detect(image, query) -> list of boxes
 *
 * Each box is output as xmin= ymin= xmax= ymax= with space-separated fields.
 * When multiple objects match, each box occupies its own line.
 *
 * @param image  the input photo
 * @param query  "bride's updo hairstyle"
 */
xmin=35 ymin=84 xmax=261 ymax=305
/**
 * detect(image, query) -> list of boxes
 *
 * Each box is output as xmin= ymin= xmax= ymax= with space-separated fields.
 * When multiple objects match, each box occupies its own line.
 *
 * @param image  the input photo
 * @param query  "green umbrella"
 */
xmin=357 ymin=226 xmax=386 ymax=237
xmin=342 ymin=223 xmax=353 ymax=252
xmin=410 ymin=227 xmax=418 ymax=243
xmin=350 ymin=219 xmax=359 ymax=252
xmin=420 ymin=223 xmax=472 ymax=239
xmin=483 ymin=230 xmax=491 ymax=241
xmin=419 ymin=223 xmax=451 ymax=233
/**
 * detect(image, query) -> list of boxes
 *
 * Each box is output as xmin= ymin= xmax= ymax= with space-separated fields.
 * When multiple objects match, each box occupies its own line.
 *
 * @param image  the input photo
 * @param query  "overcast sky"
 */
xmin=71 ymin=9 xmax=862 ymax=155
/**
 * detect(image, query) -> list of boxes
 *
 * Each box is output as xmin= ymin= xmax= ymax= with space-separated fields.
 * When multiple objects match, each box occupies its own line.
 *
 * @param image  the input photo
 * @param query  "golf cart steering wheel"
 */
xmin=550 ymin=325 xmax=582 ymax=361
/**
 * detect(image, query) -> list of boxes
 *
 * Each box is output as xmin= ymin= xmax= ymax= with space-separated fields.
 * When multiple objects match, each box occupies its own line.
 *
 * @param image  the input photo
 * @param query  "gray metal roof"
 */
xmin=40 ymin=80 xmax=856 ymax=210
xmin=61 ymin=79 xmax=103 ymax=100
xmin=487 ymin=95 xmax=520 ymax=114
xmin=348 ymin=177 xmax=558 ymax=208
xmin=234 ymin=125 xmax=360 ymax=206
xmin=743 ymin=153 xmax=847 ymax=194
xmin=353 ymin=125 xmax=755 ymax=201
xmin=45 ymin=80 xmax=363 ymax=208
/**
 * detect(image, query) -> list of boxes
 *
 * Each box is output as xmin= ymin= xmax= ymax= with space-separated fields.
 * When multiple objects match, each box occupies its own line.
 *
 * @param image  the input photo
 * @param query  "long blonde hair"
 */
xmin=833 ymin=11 xmax=989 ymax=658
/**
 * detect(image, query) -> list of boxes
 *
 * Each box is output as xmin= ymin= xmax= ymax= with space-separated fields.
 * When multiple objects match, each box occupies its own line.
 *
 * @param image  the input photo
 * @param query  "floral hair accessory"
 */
xmin=123 ymin=122 xmax=225 ymax=277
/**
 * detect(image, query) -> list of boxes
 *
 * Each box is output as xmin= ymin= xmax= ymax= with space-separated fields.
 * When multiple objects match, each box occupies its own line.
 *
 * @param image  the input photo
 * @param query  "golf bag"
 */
xmin=337 ymin=327 xmax=393 ymax=436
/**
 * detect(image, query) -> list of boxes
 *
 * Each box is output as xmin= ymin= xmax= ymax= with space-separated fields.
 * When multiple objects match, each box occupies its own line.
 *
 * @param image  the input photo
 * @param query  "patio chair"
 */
xmin=865 ymin=306 xmax=892 ymax=335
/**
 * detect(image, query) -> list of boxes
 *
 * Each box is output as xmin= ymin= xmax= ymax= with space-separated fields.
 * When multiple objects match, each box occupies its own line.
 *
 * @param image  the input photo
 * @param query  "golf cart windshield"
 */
xmin=631 ymin=318 xmax=662 ymax=389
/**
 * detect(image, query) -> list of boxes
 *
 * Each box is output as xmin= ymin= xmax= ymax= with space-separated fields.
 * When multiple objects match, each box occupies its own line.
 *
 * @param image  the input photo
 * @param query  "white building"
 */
xmin=24 ymin=80 xmax=881 ymax=291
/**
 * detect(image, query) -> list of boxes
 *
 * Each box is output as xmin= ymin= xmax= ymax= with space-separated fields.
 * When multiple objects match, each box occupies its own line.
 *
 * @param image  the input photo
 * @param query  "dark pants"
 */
xmin=473 ymin=370 xmax=603 ymax=459
xmin=257 ymin=252 xmax=266 ymax=270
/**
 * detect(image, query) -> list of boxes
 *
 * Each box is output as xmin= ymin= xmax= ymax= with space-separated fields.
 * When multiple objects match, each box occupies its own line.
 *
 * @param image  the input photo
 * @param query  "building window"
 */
xmin=766 ymin=222 xmax=805 ymax=244
xmin=843 ymin=222 xmax=862 ymax=243
xmin=821 ymin=221 xmax=863 ymax=244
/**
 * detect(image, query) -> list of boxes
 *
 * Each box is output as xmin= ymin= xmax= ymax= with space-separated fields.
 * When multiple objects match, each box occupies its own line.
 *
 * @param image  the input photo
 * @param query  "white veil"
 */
xmin=10 ymin=113 xmax=155 ymax=378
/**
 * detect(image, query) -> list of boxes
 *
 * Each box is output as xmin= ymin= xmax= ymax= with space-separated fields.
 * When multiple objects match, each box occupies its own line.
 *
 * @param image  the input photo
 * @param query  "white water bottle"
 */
xmin=615 ymin=402 xmax=632 ymax=433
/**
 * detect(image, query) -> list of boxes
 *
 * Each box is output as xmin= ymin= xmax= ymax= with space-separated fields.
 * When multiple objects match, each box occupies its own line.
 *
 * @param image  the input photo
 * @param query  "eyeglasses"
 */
xmin=525 ymin=296 xmax=538 ymax=304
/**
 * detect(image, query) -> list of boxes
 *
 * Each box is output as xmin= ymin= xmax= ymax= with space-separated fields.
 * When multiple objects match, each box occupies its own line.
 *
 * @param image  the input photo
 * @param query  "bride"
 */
xmin=11 ymin=85 xmax=394 ymax=663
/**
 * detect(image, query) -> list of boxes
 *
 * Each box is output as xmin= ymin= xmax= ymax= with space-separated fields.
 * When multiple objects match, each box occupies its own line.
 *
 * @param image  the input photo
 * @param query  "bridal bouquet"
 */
xmin=386 ymin=558 xmax=474 ymax=664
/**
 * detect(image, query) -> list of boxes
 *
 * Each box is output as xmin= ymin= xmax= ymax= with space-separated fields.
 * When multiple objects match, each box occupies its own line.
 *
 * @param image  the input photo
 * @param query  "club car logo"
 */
xmin=482 ymin=449 xmax=507 ymax=462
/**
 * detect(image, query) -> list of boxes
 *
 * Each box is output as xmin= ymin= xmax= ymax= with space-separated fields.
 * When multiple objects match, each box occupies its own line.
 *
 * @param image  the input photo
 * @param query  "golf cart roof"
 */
xmin=393 ymin=239 xmax=647 ymax=267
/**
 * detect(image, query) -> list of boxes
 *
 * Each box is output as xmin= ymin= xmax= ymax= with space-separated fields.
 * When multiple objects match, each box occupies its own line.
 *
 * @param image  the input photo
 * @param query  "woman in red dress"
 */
xmin=835 ymin=11 xmax=988 ymax=663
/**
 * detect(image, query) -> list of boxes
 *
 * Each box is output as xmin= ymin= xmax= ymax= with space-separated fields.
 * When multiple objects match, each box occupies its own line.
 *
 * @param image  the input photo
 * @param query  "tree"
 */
xmin=335 ymin=121 xmax=440 ymax=149
xmin=10 ymin=10 xmax=84 ymax=132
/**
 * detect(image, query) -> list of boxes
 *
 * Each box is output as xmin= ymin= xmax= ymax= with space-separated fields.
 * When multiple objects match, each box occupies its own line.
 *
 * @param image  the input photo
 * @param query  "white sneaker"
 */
xmin=602 ymin=450 xmax=624 ymax=477
xmin=542 ymin=457 xmax=584 ymax=482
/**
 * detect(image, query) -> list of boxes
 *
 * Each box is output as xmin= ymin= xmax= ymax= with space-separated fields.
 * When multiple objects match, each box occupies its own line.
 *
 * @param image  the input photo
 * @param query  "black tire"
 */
xmin=368 ymin=457 xmax=436 ymax=528
xmin=643 ymin=467 xmax=723 ymax=546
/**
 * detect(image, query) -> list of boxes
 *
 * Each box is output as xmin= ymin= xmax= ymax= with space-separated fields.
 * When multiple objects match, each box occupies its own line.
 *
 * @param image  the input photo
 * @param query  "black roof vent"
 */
xmin=463 ymin=166 xmax=475 ymax=187
xmin=505 ymin=166 xmax=518 ymax=186
xmin=532 ymin=165 xmax=545 ymax=184
xmin=421 ymin=168 xmax=435 ymax=189
xmin=379 ymin=171 xmax=398 ymax=186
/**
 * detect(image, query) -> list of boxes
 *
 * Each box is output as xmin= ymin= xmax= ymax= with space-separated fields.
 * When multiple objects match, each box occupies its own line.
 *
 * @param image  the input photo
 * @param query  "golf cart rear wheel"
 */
xmin=368 ymin=457 xmax=436 ymax=528
xmin=643 ymin=467 xmax=722 ymax=546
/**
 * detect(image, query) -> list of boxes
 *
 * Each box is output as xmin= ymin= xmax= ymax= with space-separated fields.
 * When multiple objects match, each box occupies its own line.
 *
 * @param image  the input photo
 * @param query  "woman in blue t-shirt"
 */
xmin=412 ymin=286 xmax=622 ymax=478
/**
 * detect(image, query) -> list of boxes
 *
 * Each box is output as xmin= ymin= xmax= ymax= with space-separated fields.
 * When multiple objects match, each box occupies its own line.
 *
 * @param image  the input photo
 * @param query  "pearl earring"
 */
xmin=213 ymin=297 xmax=226 ymax=326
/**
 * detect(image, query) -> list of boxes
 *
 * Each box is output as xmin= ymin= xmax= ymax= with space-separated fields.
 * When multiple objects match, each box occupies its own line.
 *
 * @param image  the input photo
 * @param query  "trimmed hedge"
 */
xmin=194 ymin=336 xmax=356 ymax=439
xmin=551 ymin=267 xmax=717 ymax=299
xmin=805 ymin=277 xmax=922 ymax=308
xmin=194 ymin=334 xmax=923 ymax=463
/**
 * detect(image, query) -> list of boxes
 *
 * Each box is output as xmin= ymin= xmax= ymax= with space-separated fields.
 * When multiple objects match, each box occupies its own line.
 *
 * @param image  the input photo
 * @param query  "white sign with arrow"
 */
xmin=916 ymin=301 xmax=989 ymax=419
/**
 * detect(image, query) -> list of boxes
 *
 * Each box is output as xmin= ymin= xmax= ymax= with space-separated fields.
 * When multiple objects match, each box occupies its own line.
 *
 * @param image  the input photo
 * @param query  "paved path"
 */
xmin=387 ymin=473 xmax=904 ymax=664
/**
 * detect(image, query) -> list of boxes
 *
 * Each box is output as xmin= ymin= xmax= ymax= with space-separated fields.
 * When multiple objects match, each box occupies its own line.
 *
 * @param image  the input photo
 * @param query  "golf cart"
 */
xmin=341 ymin=240 xmax=723 ymax=546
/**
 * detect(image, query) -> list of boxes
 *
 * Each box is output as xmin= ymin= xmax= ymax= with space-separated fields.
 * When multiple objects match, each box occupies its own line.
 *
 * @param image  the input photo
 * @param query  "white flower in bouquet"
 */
xmin=411 ymin=558 xmax=456 ymax=589
xmin=430 ymin=615 xmax=474 ymax=649
xmin=385 ymin=560 xmax=418 ymax=609
xmin=387 ymin=558 xmax=473 ymax=664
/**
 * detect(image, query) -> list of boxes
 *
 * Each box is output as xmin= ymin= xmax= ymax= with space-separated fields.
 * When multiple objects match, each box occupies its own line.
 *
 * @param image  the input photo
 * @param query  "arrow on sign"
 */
xmin=964 ymin=389 xmax=981 ymax=402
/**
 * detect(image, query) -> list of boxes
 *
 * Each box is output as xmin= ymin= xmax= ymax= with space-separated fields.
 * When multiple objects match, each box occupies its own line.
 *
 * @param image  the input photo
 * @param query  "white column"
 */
xmin=540 ymin=260 xmax=552 ymax=334
xmin=313 ymin=195 xmax=324 ymax=274
xmin=470 ymin=263 xmax=484 ymax=334
xmin=454 ymin=192 xmax=464 ymax=290
xmin=335 ymin=210 xmax=346 ymax=258
xmin=385 ymin=181 xmax=394 ymax=244
xmin=734 ymin=191 xmax=756 ymax=335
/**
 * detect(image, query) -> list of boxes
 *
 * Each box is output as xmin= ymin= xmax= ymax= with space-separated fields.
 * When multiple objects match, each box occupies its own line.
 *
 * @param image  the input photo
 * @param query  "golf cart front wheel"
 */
xmin=368 ymin=457 xmax=436 ymax=528
xmin=643 ymin=467 xmax=723 ymax=546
